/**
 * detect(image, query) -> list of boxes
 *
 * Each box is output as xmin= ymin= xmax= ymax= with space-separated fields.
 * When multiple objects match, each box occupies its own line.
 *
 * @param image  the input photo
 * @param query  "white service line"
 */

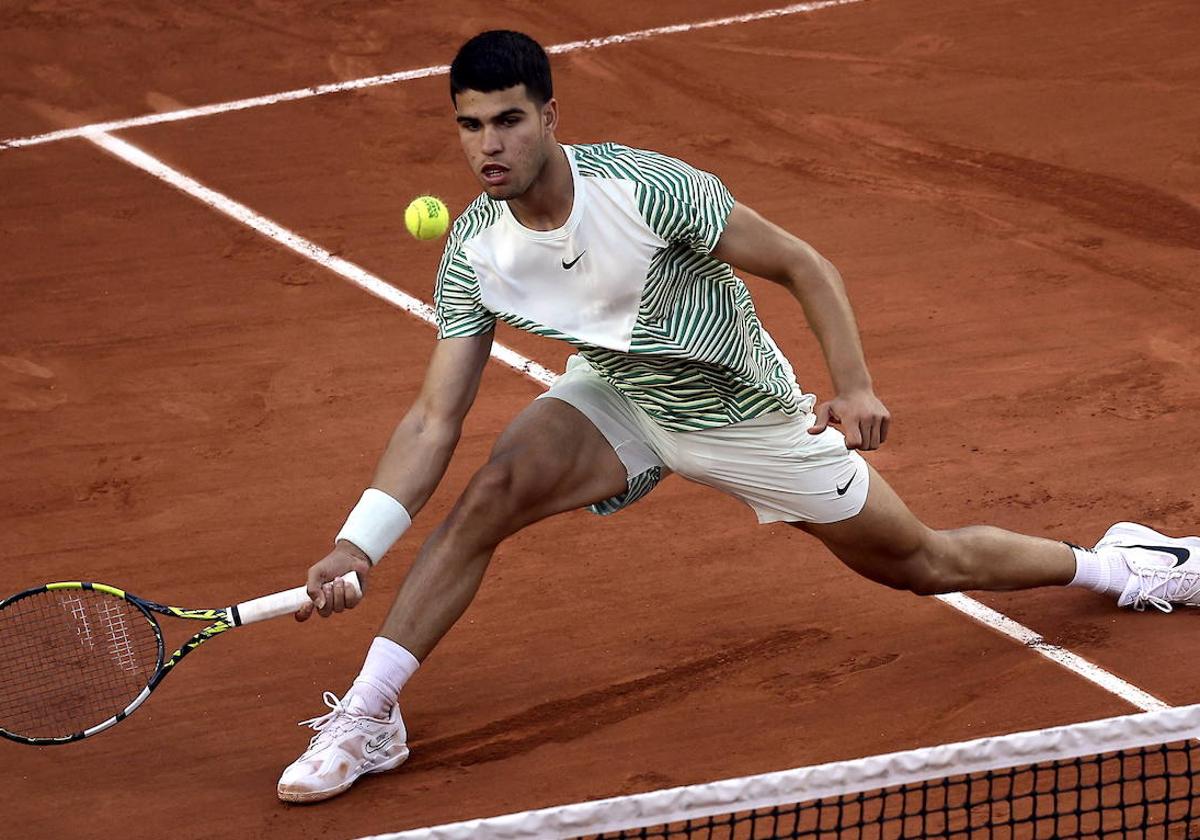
xmin=86 ymin=128 xmax=1170 ymax=715
xmin=1 ymin=0 xmax=865 ymax=150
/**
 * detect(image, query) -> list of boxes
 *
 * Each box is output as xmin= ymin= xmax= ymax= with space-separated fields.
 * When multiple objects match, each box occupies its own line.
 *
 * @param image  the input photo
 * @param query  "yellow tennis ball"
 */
xmin=405 ymin=195 xmax=450 ymax=241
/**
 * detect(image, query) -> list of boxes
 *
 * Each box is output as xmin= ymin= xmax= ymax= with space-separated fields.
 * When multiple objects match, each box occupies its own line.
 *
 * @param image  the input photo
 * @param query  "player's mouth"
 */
xmin=481 ymin=163 xmax=509 ymax=185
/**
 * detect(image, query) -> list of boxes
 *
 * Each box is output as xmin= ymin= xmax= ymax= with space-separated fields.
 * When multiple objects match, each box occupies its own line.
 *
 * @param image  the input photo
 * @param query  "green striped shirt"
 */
xmin=434 ymin=142 xmax=811 ymax=431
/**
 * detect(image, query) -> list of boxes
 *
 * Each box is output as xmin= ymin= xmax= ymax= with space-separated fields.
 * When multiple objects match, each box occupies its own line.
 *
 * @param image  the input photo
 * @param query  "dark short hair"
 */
xmin=450 ymin=30 xmax=553 ymax=105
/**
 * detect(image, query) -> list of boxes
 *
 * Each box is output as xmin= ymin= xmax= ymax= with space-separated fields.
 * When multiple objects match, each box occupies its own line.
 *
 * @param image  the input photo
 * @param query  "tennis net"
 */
xmin=362 ymin=702 xmax=1200 ymax=840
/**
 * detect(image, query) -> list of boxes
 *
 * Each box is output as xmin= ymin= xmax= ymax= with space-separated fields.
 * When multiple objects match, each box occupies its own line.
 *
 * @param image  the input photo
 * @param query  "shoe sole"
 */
xmin=1097 ymin=522 xmax=1200 ymax=559
xmin=277 ymin=747 xmax=410 ymax=804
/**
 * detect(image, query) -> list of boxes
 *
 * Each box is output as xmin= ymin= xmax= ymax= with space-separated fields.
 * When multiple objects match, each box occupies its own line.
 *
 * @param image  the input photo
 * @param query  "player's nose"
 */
xmin=481 ymin=126 xmax=503 ymax=154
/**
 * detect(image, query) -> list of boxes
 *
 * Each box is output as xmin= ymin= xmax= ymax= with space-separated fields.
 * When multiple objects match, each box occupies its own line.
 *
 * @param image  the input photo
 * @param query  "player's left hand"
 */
xmin=808 ymin=389 xmax=891 ymax=451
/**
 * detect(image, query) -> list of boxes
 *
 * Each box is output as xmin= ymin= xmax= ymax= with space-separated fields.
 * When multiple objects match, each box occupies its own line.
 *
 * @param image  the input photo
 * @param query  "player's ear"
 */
xmin=542 ymin=97 xmax=559 ymax=134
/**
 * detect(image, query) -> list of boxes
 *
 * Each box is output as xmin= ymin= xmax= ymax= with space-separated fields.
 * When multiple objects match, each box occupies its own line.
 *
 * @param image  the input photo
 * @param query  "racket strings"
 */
xmin=0 ymin=589 xmax=161 ymax=739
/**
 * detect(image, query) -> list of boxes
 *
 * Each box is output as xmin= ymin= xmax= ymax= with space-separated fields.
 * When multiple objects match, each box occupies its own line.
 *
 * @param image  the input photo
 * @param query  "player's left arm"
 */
xmin=711 ymin=202 xmax=890 ymax=450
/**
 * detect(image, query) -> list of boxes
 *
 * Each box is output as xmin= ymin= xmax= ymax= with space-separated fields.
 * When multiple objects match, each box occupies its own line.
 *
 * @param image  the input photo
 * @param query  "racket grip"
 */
xmin=235 ymin=571 xmax=363 ymax=625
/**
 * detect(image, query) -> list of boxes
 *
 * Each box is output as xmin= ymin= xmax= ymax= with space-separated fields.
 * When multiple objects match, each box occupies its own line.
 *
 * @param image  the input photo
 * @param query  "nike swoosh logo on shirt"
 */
xmin=561 ymin=251 xmax=587 ymax=270
xmin=1120 ymin=544 xmax=1190 ymax=567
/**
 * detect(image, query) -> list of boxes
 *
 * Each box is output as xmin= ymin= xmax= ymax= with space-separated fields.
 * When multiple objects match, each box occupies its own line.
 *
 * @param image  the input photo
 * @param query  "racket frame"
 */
xmin=0 ymin=572 xmax=359 ymax=745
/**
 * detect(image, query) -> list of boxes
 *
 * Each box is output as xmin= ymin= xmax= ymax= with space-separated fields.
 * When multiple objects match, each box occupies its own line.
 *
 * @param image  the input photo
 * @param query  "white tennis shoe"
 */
xmin=1095 ymin=522 xmax=1200 ymax=612
xmin=277 ymin=691 xmax=409 ymax=803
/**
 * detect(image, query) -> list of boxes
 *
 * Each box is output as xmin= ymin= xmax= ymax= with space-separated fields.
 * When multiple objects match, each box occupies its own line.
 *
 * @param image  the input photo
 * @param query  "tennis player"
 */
xmin=277 ymin=31 xmax=1200 ymax=803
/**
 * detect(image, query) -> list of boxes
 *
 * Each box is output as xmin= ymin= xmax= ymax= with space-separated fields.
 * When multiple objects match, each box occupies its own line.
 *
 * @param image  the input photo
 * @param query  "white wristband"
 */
xmin=335 ymin=488 xmax=412 ymax=566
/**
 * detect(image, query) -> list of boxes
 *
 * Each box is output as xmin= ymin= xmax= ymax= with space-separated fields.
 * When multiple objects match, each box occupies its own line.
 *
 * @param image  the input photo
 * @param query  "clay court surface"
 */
xmin=3 ymin=0 xmax=1200 ymax=836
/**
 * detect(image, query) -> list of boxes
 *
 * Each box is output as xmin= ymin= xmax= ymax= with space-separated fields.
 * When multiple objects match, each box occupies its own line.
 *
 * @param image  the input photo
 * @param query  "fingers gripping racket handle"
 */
xmin=234 ymin=571 xmax=362 ymax=625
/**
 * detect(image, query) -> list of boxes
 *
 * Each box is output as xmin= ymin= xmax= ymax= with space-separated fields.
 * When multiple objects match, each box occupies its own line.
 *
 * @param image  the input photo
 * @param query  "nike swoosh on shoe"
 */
xmin=1119 ymin=544 xmax=1190 ymax=567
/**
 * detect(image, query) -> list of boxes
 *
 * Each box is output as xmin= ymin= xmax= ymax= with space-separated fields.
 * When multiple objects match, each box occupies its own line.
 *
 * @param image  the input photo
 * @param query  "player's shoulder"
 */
xmin=448 ymin=193 xmax=505 ymax=244
xmin=572 ymin=142 xmax=721 ymax=197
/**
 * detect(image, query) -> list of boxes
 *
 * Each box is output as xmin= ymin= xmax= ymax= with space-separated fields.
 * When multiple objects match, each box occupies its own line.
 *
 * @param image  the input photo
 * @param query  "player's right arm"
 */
xmin=296 ymin=330 xmax=495 ymax=620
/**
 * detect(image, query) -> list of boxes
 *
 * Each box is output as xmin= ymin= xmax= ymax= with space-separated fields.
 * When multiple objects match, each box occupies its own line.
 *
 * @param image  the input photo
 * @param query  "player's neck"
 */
xmin=507 ymin=144 xmax=573 ymax=231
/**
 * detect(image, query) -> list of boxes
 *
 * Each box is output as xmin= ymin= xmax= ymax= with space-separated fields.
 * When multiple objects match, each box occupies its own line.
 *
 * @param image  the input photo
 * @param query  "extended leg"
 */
xmin=795 ymin=463 xmax=1075 ymax=595
xmin=278 ymin=397 xmax=627 ymax=803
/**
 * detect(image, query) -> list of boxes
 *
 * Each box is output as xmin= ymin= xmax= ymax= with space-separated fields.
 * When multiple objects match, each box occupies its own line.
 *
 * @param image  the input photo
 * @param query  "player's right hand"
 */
xmin=296 ymin=541 xmax=372 ymax=622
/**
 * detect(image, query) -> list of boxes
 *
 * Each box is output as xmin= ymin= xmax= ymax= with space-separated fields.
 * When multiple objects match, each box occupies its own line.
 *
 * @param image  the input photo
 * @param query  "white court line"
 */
xmin=0 ymin=0 xmax=865 ymax=150
xmin=85 ymin=128 xmax=1170 ymax=714
xmin=83 ymin=131 xmax=561 ymax=386
xmin=937 ymin=594 xmax=1167 ymax=711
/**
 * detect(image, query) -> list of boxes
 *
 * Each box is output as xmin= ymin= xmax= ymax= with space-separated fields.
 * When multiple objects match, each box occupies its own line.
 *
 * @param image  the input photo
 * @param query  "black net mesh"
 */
xmin=372 ymin=705 xmax=1200 ymax=840
xmin=588 ymin=740 xmax=1200 ymax=838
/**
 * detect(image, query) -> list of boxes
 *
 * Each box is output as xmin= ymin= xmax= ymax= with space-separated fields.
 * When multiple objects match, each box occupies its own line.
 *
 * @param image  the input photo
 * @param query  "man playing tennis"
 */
xmin=277 ymin=31 xmax=1200 ymax=803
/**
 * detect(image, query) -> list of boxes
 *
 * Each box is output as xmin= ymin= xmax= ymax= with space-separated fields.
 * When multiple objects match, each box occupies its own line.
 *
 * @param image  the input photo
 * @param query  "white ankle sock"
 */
xmin=1066 ymin=544 xmax=1130 ymax=598
xmin=345 ymin=637 xmax=420 ymax=717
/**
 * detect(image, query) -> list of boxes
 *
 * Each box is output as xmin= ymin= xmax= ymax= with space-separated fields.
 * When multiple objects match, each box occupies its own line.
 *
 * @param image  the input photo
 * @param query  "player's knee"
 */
xmin=893 ymin=538 xmax=970 ymax=596
xmin=452 ymin=455 xmax=548 ymax=536
xmin=865 ymin=558 xmax=944 ymax=596
xmin=457 ymin=459 xmax=520 ymax=520
xmin=899 ymin=562 xmax=950 ymax=596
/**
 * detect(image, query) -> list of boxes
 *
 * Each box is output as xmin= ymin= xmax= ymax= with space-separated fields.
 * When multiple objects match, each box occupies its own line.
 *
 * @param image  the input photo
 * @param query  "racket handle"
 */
xmin=234 ymin=571 xmax=363 ymax=626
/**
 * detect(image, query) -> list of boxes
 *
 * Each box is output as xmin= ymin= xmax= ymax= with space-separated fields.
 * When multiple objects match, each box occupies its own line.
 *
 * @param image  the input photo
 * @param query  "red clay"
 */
xmin=3 ymin=1 xmax=1199 ymax=837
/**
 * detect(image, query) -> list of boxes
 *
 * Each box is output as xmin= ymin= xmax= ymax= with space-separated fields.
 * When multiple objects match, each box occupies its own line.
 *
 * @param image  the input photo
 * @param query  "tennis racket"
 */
xmin=0 ymin=571 xmax=361 ymax=745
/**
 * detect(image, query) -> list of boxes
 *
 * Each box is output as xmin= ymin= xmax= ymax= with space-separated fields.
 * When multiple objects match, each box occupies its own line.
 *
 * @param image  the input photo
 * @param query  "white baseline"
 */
xmin=1 ymin=0 xmax=865 ymax=150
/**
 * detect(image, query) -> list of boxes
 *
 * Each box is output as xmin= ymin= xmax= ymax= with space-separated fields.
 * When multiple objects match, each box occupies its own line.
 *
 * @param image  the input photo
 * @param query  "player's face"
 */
xmin=455 ymin=85 xmax=557 ymax=200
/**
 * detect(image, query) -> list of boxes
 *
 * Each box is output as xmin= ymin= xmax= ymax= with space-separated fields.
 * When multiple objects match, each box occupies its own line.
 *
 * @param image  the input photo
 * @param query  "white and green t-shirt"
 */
xmin=434 ymin=142 xmax=813 ymax=431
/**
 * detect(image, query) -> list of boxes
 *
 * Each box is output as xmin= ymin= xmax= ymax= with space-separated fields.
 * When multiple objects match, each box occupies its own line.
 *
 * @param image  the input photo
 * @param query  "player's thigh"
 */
xmin=474 ymin=396 xmax=628 ymax=528
xmin=792 ymin=463 xmax=934 ymax=582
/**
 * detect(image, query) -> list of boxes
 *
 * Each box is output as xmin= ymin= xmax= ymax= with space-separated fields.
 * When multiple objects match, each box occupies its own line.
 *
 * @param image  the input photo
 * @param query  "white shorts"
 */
xmin=538 ymin=355 xmax=870 ymax=524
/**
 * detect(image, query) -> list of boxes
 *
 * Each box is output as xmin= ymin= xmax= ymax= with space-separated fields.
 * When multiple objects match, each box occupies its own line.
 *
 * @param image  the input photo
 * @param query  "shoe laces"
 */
xmin=1127 ymin=562 xmax=1200 ymax=613
xmin=297 ymin=691 xmax=365 ymax=752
